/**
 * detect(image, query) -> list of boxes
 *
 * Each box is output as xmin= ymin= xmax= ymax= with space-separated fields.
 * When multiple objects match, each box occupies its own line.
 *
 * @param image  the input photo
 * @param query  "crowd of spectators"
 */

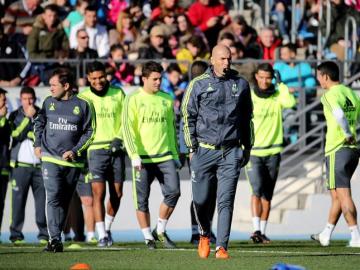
xmin=0 ymin=0 xmax=359 ymax=93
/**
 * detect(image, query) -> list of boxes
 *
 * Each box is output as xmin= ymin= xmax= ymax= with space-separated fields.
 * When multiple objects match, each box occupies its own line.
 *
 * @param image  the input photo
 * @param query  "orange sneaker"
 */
xmin=198 ymin=236 xmax=210 ymax=259
xmin=215 ymin=247 xmax=229 ymax=259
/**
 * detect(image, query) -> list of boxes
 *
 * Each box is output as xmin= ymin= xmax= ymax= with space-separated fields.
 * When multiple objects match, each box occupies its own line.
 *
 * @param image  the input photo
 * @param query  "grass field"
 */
xmin=0 ymin=240 xmax=359 ymax=269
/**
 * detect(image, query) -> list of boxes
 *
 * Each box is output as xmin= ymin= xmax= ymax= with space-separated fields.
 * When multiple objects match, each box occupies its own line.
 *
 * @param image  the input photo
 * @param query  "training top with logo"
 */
xmin=78 ymin=85 xmax=125 ymax=150
xmin=251 ymin=83 xmax=296 ymax=157
xmin=34 ymin=95 xmax=95 ymax=167
xmin=122 ymin=87 xmax=179 ymax=163
xmin=321 ymin=84 xmax=360 ymax=156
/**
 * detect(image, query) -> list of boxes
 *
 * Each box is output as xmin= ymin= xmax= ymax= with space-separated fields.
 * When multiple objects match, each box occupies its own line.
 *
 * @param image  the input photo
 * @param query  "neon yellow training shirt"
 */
xmin=321 ymin=84 xmax=360 ymax=156
xmin=251 ymin=83 xmax=296 ymax=157
xmin=122 ymin=87 xmax=179 ymax=163
xmin=79 ymin=85 xmax=125 ymax=150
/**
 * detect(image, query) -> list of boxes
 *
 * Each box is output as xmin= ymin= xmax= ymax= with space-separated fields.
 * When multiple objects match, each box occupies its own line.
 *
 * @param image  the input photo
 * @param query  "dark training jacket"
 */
xmin=181 ymin=68 xmax=254 ymax=150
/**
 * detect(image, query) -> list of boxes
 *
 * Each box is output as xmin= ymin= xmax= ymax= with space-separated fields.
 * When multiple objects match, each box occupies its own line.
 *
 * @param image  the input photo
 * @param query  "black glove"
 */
xmin=110 ymin=138 xmax=124 ymax=155
xmin=241 ymin=149 xmax=250 ymax=168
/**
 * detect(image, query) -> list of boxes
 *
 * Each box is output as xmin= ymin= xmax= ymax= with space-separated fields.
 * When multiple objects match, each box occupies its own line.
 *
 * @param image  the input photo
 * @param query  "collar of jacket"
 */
xmin=90 ymin=82 xmax=110 ymax=97
xmin=253 ymin=83 xmax=276 ymax=98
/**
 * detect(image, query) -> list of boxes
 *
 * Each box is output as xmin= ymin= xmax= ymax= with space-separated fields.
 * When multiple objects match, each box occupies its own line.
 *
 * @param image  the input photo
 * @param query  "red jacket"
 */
xmin=187 ymin=1 xmax=228 ymax=32
xmin=256 ymin=37 xmax=282 ymax=60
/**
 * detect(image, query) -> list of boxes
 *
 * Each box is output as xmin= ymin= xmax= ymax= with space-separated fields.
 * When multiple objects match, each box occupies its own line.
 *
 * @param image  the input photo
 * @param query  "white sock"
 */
xmin=96 ymin=222 xmax=106 ymax=240
xmin=349 ymin=225 xmax=360 ymax=241
xmin=142 ymin=227 xmax=154 ymax=241
xmin=191 ymin=225 xmax=199 ymax=235
xmin=252 ymin=216 xmax=261 ymax=232
xmin=321 ymin=223 xmax=335 ymax=239
xmin=260 ymin=220 xmax=267 ymax=235
xmin=157 ymin=218 xmax=168 ymax=234
xmin=105 ymin=214 xmax=114 ymax=232
xmin=86 ymin=231 xmax=95 ymax=241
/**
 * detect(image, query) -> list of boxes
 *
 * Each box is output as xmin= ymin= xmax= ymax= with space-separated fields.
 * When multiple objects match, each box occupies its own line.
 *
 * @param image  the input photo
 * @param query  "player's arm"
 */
xmin=323 ymin=94 xmax=352 ymax=139
xmin=111 ymin=90 xmax=126 ymax=154
xmin=278 ymin=83 xmax=297 ymax=109
xmin=122 ymin=95 xmax=141 ymax=166
xmin=34 ymin=100 xmax=48 ymax=157
xmin=71 ymin=99 xmax=96 ymax=158
xmin=9 ymin=111 xmax=32 ymax=143
xmin=167 ymin=99 xmax=179 ymax=161
xmin=181 ymin=79 xmax=199 ymax=151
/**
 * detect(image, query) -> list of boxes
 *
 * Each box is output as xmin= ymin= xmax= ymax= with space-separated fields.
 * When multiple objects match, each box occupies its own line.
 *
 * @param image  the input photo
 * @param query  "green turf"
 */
xmin=0 ymin=241 xmax=359 ymax=269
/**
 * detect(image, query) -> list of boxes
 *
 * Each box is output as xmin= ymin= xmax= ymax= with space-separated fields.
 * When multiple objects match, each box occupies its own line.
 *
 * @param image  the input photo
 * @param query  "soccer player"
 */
xmin=182 ymin=45 xmax=253 ymax=259
xmin=0 ymin=88 xmax=10 ymax=242
xmin=246 ymin=64 xmax=296 ymax=243
xmin=79 ymin=61 xmax=126 ymax=247
xmin=311 ymin=61 xmax=360 ymax=247
xmin=8 ymin=87 xmax=48 ymax=244
xmin=122 ymin=61 xmax=181 ymax=249
xmin=34 ymin=68 xmax=95 ymax=252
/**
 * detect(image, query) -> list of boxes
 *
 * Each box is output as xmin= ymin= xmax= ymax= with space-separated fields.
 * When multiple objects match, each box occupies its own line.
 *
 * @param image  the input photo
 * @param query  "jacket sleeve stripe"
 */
xmin=122 ymin=96 xmax=137 ymax=155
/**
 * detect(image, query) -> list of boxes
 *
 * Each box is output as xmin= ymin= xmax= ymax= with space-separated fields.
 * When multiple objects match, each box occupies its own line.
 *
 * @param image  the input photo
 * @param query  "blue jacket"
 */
xmin=181 ymin=68 xmax=254 ymax=150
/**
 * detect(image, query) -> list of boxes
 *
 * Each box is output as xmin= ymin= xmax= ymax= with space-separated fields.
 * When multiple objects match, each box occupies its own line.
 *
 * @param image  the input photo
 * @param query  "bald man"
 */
xmin=181 ymin=45 xmax=253 ymax=259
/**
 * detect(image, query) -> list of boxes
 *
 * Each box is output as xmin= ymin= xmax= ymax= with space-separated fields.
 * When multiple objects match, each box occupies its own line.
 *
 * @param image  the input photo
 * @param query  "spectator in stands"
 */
xmin=1 ymin=0 xmax=43 ymax=36
xmin=218 ymin=15 xmax=257 ymax=47
xmin=151 ymin=0 xmax=184 ymax=22
xmin=109 ymin=8 xmax=140 ymax=53
xmin=107 ymin=0 xmax=128 ymax=26
xmin=320 ymin=0 xmax=360 ymax=60
xmin=70 ymin=5 xmax=110 ymax=58
xmin=274 ymin=43 xmax=316 ymax=98
xmin=62 ymin=0 xmax=89 ymax=37
xmin=41 ymin=0 xmax=70 ymax=21
xmin=176 ymin=35 xmax=210 ymax=75
xmin=138 ymin=25 xmax=174 ymax=60
xmin=26 ymin=4 xmax=69 ymax=59
xmin=107 ymin=44 xmax=134 ymax=86
xmin=68 ymin=28 xmax=98 ymax=87
xmin=270 ymin=0 xmax=292 ymax=44
xmin=218 ymin=32 xmax=236 ymax=48
xmin=161 ymin=63 xmax=188 ymax=112
xmin=229 ymin=42 xmax=257 ymax=85
xmin=0 ymin=24 xmax=30 ymax=87
xmin=247 ymin=26 xmax=282 ymax=60
xmin=187 ymin=0 xmax=231 ymax=48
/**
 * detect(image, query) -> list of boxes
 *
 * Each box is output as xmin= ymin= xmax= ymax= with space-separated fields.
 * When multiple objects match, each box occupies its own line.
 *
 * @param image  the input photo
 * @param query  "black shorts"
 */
xmin=76 ymin=173 xmax=93 ymax=197
xmin=88 ymin=148 xmax=125 ymax=183
xmin=326 ymin=147 xmax=359 ymax=190
xmin=245 ymin=154 xmax=281 ymax=201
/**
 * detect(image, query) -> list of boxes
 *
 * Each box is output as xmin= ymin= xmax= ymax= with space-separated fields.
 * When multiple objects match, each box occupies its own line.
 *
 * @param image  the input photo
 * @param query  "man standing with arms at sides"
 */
xmin=246 ymin=64 xmax=296 ymax=244
xmin=311 ymin=61 xmax=360 ymax=247
xmin=79 ymin=61 xmax=126 ymax=247
xmin=0 ymin=88 xmax=11 ymax=242
xmin=9 ymin=87 xmax=48 ymax=244
xmin=122 ymin=61 xmax=181 ymax=249
xmin=182 ymin=44 xmax=253 ymax=259
xmin=34 ymin=68 xmax=95 ymax=252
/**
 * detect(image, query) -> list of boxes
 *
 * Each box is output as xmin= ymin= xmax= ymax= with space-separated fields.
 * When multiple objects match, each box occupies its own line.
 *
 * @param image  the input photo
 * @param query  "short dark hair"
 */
xmin=110 ymin=44 xmax=125 ymax=54
xmin=20 ymin=86 xmax=36 ymax=98
xmin=187 ymin=36 xmax=205 ymax=51
xmin=0 ymin=87 xmax=7 ymax=95
xmin=281 ymin=43 xmax=297 ymax=54
xmin=44 ymin=4 xmax=59 ymax=14
xmin=317 ymin=61 xmax=340 ymax=81
xmin=51 ymin=68 xmax=75 ymax=89
xmin=219 ymin=32 xmax=235 ymax=42
xmin=166 ymin=63 xmax=181 ymax=74
xmin=87 ymin=61 xmax=106 ymax=74
xmin=142 ymin=61 xmax=163 ymax=78
xmin=190 ymin=61 xmax=208 ymax=79
xmin=256 ymin=63 xmax=275 ymax=77
xmin=85 ymin=5 xmax=97 ymax=13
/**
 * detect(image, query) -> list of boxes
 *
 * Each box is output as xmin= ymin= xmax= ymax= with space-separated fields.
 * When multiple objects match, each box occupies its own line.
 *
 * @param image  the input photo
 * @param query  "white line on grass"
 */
xmin=2 ymin=246 xmax=360 ymax=256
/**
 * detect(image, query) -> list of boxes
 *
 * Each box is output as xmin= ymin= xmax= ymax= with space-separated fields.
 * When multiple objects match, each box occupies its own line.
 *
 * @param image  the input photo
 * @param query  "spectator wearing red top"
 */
xmin=151 ymin=0 xmax=184 ymax=21
xmin=247 ymin=26 xmax=282 ymax=61
xmin=187 ymin=0 xmax=231 ymax=48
